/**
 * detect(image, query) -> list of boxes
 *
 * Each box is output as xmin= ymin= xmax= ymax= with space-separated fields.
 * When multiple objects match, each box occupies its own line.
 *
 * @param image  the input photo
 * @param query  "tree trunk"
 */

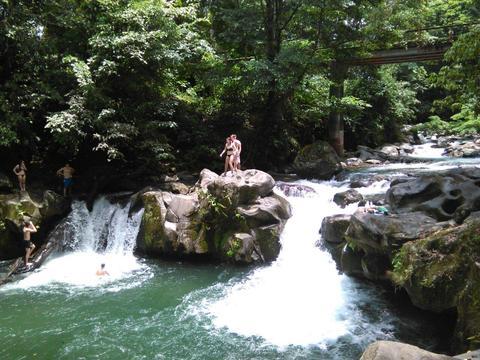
xmin=328 ymin=64 xmax=347 ymax=157
xmin=255 ymin=0 xmax=286 ymax=169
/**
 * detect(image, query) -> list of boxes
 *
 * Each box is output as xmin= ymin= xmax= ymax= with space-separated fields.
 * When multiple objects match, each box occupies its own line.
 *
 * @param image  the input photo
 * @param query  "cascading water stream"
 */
xmin=207 ymin=180 xmax=387 ymax=347
xmin=7 ymin=197 xmax=148 ymax=290
xmin=1 ymin=143 xmax=468 ymax=359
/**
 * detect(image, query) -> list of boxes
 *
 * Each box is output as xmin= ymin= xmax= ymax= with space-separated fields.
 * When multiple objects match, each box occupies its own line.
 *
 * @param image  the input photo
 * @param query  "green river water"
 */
xmin=0 ymin=169 xmax=455 ymax=359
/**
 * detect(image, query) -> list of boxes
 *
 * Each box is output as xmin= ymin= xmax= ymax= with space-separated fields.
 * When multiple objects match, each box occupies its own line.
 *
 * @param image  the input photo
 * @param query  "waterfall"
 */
xmin=207 ymin=180 xmax=367 ymax=347
xmin=9 ymin=196 xmax=146 ymax=289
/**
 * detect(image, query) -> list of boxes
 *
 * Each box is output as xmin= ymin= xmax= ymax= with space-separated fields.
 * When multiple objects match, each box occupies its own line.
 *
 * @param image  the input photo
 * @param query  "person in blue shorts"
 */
xmin=56 ymin=163 xmax=75 ymax=197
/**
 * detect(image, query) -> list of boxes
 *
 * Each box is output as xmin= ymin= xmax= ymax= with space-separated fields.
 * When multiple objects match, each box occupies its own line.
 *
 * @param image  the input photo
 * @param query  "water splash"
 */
xmin=207 ymin=181 xmax=358 ymax=347
xmin=6 ymin=197 xmax=147 ymax=290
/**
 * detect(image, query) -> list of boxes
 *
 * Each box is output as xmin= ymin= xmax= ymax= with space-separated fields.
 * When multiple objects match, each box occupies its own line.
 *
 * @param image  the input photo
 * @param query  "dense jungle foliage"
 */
xmin=0 ymin=0 xmax=479 ymax=176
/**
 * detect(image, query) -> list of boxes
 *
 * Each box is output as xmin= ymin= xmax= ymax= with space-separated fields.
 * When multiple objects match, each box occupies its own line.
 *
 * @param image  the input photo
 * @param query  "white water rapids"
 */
xmin=5 ymin=141 xmax=478 ymax=352
xmin=7 ymin=197 xmax=146 ymax=290
xmin=207 ymin=180 xmax=387 ymax=347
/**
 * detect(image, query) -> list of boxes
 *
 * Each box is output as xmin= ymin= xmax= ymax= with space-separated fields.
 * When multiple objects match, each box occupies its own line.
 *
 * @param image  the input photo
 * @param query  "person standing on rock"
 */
xmin=22 ymin=220 xmax=37 ymax=267
xmin=220 ymin=137 xmax=236 ymax=175
xmin=231 ymin=134 xmax=242 ymax=171
xmin=56 ymin=163 xmax=75 ymax=197
xmin=13 ymin=160 xmax=27 ymax=192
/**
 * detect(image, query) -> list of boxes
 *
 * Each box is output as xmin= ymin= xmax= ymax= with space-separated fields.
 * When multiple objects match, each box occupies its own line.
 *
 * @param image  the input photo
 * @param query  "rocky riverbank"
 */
xmin=320 ymin=167 xmax=480 ymax=353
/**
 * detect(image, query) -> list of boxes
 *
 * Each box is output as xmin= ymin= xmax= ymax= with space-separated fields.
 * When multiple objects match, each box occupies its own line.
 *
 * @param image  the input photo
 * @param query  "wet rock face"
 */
xmin=137 ymin=169 xmax=292 ymax=264
xmin=293 ymin=141 xmax=341 ymax=179
xmin=333 ymin=189 xmax=363 ymax=208
xmin=386 ymin=168 xmax=480 ymax=223
xmin=0 ymin=191 xmax=70 ymax=260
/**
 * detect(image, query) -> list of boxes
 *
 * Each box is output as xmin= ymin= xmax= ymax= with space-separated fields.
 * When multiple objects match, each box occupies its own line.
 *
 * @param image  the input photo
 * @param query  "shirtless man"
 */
xmin=13 ymin=160 xmax=27 ymax=192
xmin=231 ymin=134 xmax=242 ymax=170
xmin=56 ymin=163 xmax=75 ymax=197
xmin=22 ymin=220 xmax=37 ymax=267
xmin=96 ymin=263 xmax=110 ymax=276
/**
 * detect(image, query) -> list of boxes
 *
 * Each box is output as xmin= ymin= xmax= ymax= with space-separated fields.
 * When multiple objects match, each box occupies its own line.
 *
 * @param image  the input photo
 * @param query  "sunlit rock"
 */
xmin=137 ymin=169 xmax=291 ymax=264
xmin=293 ymin=141 xmax=341 ymax=179
xmin=333 ymin=189 xmax=363 ymax=208
xmin=386 ymin=169 xmax=480 ymax=222
xmin=360 ymin=340 xmax=451 ymax=360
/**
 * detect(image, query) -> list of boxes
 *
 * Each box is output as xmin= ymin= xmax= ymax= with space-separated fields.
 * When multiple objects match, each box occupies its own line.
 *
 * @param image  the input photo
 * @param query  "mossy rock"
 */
xmin=137 ymin=192 xmax=168 ymax=253
xmin=391 ymin=221 xmax=480 ymax=352
xmin=293 ymin=141 xmax=341 ymax=179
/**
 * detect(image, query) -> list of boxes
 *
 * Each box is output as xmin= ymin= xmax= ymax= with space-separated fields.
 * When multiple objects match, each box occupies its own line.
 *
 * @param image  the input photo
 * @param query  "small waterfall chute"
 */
xmin=4 ymin=196 xmax=145 ymax=289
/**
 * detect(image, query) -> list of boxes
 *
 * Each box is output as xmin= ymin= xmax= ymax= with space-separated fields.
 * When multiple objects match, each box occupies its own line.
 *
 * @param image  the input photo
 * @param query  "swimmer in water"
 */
xmin=96 ymin=263 xmax=110 ymax=276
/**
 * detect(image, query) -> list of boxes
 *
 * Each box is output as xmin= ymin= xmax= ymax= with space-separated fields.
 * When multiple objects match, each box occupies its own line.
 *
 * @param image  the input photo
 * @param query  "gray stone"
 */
xmin=379 ymin=144 xmax=400 ymax=157
xmin=276 ymin=182 xmax=316 ymax=197
xmin=333 ymin=189 xmax=363 ymax=208
xmin=137 ymin=169 xmax=291 ymax=264
xmin=293 ymin=141 xmax=341 ymax=179
xmin=360 ymin=341 xmax=451 ymax=360
xmin=320 ymin=214 xmax=351 ymax=244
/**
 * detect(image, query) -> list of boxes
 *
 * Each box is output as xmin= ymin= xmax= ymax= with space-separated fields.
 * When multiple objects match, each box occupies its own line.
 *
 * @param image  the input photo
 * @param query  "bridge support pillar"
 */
xmin=328 ymin=64 xmax=347 ymax=157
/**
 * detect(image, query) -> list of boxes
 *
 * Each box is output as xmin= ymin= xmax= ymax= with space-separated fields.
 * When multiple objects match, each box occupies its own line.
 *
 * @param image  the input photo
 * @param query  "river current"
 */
xmin=0 ymin=144 xmax=475 ymax=359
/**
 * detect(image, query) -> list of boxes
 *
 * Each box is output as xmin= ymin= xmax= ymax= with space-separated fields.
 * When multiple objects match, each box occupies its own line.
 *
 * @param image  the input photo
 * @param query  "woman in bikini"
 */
xmin=13 ymin=160 xmax=27 ymax=192
xmin=220 ymin=137 xmax=236 ymax=174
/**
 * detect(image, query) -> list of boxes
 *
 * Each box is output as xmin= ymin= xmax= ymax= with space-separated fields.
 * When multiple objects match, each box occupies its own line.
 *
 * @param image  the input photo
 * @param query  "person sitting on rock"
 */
xmin=13 ymin=160 xmax=27 ymax=192
xmin=96 ymin=263 xmax=110 ymax=276
xmin=22 ymin=220 xmax=37 ymax=267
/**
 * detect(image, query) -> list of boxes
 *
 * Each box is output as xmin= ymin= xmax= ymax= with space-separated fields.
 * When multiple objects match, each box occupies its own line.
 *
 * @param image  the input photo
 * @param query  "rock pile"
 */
xmin=136 ymin=169 xmax=292 ymax=264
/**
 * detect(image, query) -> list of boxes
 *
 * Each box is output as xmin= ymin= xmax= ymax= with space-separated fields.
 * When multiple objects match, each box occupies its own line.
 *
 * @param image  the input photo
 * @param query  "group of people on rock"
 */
xmin=12 ymin=160 xmax=75 ymax=267
xmin=13 ymin=161 xmax=75 ymax=197
xmin=220 ymin=134 xmax=242 ymax=174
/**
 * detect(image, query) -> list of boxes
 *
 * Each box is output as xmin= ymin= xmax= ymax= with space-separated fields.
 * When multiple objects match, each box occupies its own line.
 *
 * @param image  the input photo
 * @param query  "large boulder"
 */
xmin=137 ymin=169 xmax=291 ymax=264
xmin=378 ymin=144 xmax=400 ymax=157
xmin=276 ymin=182 xmax=316 ymax=197
xmin=360 ymin=341 xmax=451 ymax=360
xmin=199 ymin=169 xmax=275 ymax=205
xmin=0 ymin=191 xmax=70 ymax=260
xmin=346 ymin=210 xmax=449 ymax=254
xmin=386 ymin=169 xmax=480 ymax=222
xmin=293 ymin=141 xmax=341 ymax=179
xmin=339 ymin=210 xmax=450 ymax=280
xmin=391 ymin=218 xmax=480 ymax=352
xmin=333 ymin=189 xmax=363 ymax=208
xmin=320 ymin=214 xmax=351 ymax=244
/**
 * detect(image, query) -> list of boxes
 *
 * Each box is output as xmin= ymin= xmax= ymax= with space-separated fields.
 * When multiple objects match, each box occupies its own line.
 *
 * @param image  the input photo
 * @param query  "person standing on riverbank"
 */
xmin=231 ymin=134 xmax=242 ymax=170
xmin=13 ymin=160 xmax=27 ymax=192
xmin=56 ymin=163 xmax=75 ymax=197
xmin=22 ymin=220 xmax=37 ymax=267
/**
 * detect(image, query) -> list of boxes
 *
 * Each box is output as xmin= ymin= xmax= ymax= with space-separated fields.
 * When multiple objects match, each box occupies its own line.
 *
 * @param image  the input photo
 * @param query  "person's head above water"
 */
xmin=231 ymin=134 xmax=237 ymax=140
